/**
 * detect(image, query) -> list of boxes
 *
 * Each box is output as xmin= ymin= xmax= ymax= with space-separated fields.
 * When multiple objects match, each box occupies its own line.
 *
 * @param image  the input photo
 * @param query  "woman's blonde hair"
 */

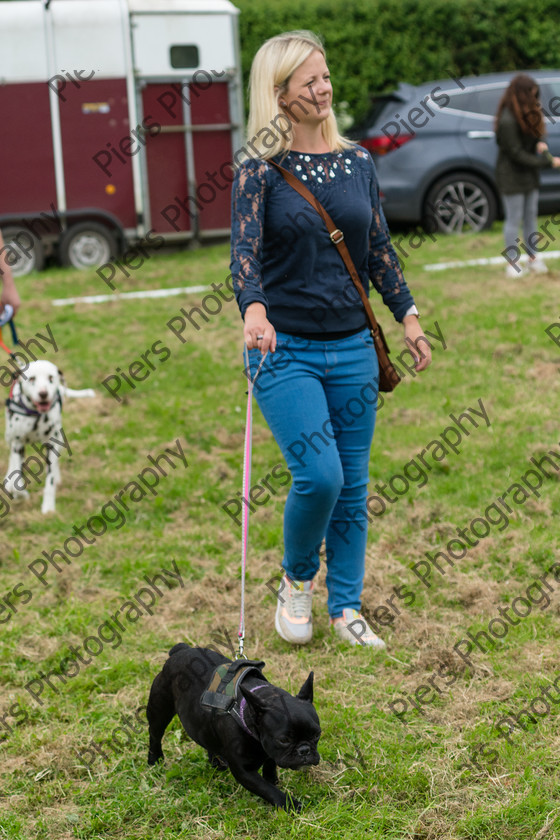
xmin=244 ymin=30 xmax=352 ymax=159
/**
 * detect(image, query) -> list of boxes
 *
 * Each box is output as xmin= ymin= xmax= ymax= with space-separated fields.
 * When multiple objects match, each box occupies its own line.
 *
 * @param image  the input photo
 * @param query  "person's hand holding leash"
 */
xmin=244 ymin=302 xmax=277 ymax=353
xmin=403 ymin=314 xmax=432 ymax=372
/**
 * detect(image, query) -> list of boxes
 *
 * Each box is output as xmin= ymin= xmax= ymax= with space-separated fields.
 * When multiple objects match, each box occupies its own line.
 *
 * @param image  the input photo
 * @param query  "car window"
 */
xmin=472 ymin=88 xmax=505 ymax=116
xmin=353 ymin=95 xmax=404 ymax=135
xmin=539 ymin=82 xmax=560 ymax=125
xmin=540 ymin=81 xmax=560 ymax=98
xmin=444 ymin=87 xmax=505 ymax=119
xmin=443 ymin=91 xmax=477 ymax=112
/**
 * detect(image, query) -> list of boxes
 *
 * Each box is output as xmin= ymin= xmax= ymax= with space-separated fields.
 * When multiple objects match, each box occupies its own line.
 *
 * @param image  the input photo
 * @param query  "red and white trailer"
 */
xmin=0 ymin=0 xmax=243 ymax=274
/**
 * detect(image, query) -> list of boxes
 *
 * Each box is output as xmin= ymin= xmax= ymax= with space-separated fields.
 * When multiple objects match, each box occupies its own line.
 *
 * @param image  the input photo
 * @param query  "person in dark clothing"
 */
xmin=495 ymin=74 xmax=560 ymax=277
xmin=230 ymin=30 xmax=431 ymax=648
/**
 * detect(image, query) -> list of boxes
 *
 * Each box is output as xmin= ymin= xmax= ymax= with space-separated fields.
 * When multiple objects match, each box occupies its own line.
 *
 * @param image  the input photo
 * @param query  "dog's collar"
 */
xmin=6 ymin=396 xmax=42 ymax=417
xmin=200 ymin=660 xmax=268 ymax=741
xmin=236 ymin=684 xmax=269 ymax=741
xmin=6 ymin=391 xmax=61 ymax=418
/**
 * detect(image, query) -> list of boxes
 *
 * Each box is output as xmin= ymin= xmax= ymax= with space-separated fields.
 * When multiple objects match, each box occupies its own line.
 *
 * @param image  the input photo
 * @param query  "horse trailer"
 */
xmin=0 ymin=0 xmax=243 ymax=274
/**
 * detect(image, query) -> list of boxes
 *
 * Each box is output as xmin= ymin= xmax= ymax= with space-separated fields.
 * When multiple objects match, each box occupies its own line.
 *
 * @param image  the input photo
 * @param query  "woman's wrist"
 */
xmin=245 ymin=302 xmax=267 ymax=316
xmin=1 ymin=276 xmax=21 ymax=313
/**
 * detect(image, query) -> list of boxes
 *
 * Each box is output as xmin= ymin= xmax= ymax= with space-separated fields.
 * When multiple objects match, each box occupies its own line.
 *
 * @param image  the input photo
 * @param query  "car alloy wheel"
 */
xmin=424 ymin=172 xmax=497 ymax=233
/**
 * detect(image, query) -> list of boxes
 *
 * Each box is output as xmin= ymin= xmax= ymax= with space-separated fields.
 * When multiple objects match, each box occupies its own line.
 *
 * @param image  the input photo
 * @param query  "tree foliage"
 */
xmin=235 ymin=0 xmax=560 ymax=123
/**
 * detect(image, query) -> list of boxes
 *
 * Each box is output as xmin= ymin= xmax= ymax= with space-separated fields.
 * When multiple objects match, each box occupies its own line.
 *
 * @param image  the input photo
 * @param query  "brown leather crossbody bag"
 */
xmin=270 ymin=160 xmax=400 ymax=392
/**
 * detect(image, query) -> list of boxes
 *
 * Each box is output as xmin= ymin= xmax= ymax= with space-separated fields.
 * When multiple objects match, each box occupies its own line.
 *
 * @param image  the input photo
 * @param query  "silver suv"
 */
xmin=351 ymin=70 xmax=560 ymax=232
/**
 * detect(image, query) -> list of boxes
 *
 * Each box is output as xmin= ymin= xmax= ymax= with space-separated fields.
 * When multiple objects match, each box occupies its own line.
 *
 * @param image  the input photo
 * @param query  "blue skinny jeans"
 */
xmin=247 ymin=328 xmax=379 ymax=618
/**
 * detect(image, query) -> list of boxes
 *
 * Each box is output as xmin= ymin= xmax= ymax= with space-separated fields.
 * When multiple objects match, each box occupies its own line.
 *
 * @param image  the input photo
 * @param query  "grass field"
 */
xmin=1 ymin=221 xmax=559 ymax=840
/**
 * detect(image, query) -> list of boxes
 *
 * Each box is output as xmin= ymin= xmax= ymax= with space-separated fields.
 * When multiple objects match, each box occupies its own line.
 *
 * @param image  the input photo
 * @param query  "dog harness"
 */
xmin=201 ymin=659 xmax=268 ymax=740
xmin=6 ymin=386 xmax=62 ymax=418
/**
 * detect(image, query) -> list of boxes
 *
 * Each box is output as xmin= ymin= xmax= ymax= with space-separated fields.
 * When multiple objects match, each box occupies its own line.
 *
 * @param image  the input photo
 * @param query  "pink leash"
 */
xmin=237 ymin=344 xmax=267 ymax=658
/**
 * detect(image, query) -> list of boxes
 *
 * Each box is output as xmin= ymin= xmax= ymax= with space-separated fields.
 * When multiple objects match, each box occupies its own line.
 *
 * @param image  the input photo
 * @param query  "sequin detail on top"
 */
xmin=229 ymin=147 xmax=416 ymax=333
xmin=285 ymin=150 xmax=369 ymax=184
xmin=279 ymin=150 xmax=405 ymax=300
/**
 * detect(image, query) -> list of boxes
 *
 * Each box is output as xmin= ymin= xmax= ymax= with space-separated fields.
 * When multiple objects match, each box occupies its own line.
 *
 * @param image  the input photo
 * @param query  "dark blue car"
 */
xmin=351 ymin=70 xmax=560 ymax=232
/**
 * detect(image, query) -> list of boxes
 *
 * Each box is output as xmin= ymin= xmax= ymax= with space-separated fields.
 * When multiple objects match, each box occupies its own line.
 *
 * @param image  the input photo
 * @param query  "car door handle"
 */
xmin=467 ymin=131 xmax=495 ymax=139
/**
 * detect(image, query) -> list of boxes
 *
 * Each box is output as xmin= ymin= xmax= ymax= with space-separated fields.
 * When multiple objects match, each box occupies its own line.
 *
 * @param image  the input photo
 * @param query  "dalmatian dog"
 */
xmin=4 ymin=360 xmax=95 ymax=514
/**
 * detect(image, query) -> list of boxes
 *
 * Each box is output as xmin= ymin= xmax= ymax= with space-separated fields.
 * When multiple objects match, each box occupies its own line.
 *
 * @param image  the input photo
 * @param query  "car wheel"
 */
xmin=423 ymin=173 xmax=497 ymax=233
xmin=1 ymin=226 xmax=45 ymax=276
xmin=59 ymin=222 xmax=118 ymax=269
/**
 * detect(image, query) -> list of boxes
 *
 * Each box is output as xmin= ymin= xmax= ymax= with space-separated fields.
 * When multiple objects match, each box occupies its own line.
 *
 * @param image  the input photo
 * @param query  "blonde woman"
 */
xmin=230 ymin=31 xmax=431 ymax=647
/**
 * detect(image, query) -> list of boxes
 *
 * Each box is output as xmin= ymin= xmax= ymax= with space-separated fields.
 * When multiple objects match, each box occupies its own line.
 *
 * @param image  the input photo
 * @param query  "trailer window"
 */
xmin=170 ymin=45 xmax=200 ymax=69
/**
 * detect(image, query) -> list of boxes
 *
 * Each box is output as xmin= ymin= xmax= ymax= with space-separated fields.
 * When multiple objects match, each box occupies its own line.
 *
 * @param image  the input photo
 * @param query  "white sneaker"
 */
xmin=331 ymin=608 xmax=386 ymax=649
xmin=275 ymin=575 xmax=314 ymax=644
xmin=505 ymin=264 xmax=524 ymax=278
xmin=528 ymin=258 xmax=548 ymax=274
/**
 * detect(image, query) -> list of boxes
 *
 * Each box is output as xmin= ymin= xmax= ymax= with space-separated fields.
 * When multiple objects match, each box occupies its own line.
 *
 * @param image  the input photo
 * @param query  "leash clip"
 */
xmin=0 ymin=305 xmax=14 ymax=327
xmin=0 ymin=305 xmax=18 ymax=354
xmin=236 ymin=633 xmax=247 ymax=660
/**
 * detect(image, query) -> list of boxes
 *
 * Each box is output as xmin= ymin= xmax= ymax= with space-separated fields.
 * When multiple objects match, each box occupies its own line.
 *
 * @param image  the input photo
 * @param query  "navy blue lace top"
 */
xmin=230 ymin=146 xmax=415 ymax=335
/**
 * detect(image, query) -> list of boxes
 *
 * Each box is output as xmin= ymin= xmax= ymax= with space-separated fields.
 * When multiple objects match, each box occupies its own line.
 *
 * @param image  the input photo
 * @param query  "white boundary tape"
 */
xmin=423 ymin=250 xmax=560 ymax=272
xmin=52 ymin=285 xmax=210 ymax=306
xmin=51 ymin=247 xmax=560 ymax=304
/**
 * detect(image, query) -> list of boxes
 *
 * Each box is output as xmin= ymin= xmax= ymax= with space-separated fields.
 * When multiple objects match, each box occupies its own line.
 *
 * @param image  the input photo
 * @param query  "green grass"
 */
xmin=1 ymin=220 xmax=560 ymax=839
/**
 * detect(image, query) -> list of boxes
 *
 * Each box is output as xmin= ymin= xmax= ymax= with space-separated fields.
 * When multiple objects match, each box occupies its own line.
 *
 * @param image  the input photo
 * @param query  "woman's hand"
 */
xmin=402 ymin=315 xmax=431 ymax=372
xmin=244 ymin=302 xmax=276 ymax=353
xmin=537 ymin=141 xmax=549 ymax=154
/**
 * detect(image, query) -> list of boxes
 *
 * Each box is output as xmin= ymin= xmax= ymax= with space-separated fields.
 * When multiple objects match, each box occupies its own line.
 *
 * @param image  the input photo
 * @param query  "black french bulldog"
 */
xmin=147 ymin=643 xmax=320 ymax=811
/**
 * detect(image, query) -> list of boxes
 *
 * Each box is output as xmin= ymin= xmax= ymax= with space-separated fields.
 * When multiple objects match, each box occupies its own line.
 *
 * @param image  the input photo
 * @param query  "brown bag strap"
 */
xmin=269 ymin=160 xmax=381 ymax=337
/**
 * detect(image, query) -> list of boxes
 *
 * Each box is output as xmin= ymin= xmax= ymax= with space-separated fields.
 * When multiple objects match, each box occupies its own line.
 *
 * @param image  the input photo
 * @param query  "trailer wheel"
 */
xmin=1 ymin=226 xmax=45 ymax=276
xmin=59 ymin=222 xmax=118 ymax=269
